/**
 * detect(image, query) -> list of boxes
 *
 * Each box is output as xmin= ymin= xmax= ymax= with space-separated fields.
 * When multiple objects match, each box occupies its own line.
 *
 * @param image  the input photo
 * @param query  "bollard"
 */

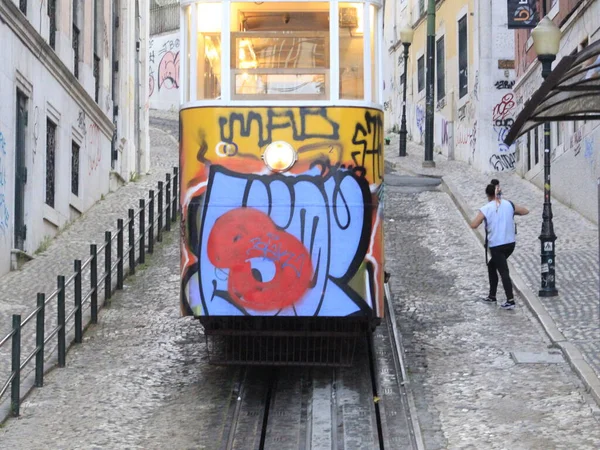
xmin=149 ymin=190 xmax=155 ymax=254
xmin=117 ymin=219 xmax=124 ymax=289
xmin=172 ymin=168 xmax=178 ymax=222
xmin=74 ymin=259 xmax=82 ymax=344
xmin=165 ymin=174 xmax=172 ymax=232
xmin=90 ymin=244 xmax=98 ymax=324
xmin=128 ymin=209 xmax=135 ymax=275
xmin=11 ymin=314 xmax=21 ymax=416
xmin=105 ymin=231 xmax=112 ymax=304
xmin=158 ymin=181 xmax=164 ymax=242
xmin=57 ymin=275 xmax=66 ymax=367
xmin=35 ymin=293 xmax=45 ymax=387
xmin=139 ymin=199 xmax=146 ymax=265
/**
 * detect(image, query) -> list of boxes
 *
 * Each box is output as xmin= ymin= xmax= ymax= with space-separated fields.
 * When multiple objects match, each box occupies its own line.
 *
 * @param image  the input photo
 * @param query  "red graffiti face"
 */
xmin=207 ymin=208 xmax=313 ymax=311
xmin=158 ymin=51 xmax=180 ymax=90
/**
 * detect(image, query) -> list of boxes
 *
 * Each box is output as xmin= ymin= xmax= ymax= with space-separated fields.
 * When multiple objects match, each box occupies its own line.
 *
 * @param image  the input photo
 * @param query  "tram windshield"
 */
xmin=183 ymin=0 xmax=381 ymax=104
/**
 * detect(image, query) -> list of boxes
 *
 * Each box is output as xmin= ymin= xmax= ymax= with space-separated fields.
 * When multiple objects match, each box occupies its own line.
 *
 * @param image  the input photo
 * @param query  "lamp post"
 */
xmin=423 ymin=0 xmax=436 ymax=168
xmin=532 ymin=16 xmax=561 ymax=297
xmin=398 ymin=25 xmax=414 ymax=157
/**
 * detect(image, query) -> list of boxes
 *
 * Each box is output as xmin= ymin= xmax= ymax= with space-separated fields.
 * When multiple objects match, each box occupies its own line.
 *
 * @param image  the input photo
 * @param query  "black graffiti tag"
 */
xmin=218 ymin=108 xmax=340 ymax=148
xmin=351 ymin=111 xmax=384 ymax=182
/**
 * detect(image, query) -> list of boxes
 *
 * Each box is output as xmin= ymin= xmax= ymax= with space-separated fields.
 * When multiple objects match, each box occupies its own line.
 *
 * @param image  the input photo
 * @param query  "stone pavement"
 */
xmin=0 ymin=112 xmax=179 ymax=399
xmin=1 ymin=143 xmax=599 ymax=448
xmin=384 ymin=135 xmax=600 ymax=406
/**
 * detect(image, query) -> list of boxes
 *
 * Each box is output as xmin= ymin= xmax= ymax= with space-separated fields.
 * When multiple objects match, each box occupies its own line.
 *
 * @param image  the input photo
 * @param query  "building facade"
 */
xmin=512 ymin=0 xmax=600 ymax=223
xmin=384 ymin=0 xmax=518 ymax=173
xmin=0 ymin=0 xmax=150 ymax=276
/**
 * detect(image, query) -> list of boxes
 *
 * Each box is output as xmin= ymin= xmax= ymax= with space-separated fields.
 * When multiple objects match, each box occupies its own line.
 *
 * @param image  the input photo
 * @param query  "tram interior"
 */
xmin=193 ymin=2 xmax=369 ymax=100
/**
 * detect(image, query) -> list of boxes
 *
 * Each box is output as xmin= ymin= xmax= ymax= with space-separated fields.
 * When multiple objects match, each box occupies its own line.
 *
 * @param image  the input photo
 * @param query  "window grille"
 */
xmin=458 ymin=15 xmax=468 ymax=98
xmin=94 ymin=55 xmax=100 ymax=102
xmin=46 ymin=120 xmax=57 ymax=208
xmin=72 ymin=141 xmax=80 ymax=196
xmin=73 ymin=25 xmax=80 ymax=78
xmin=48 ymin=0 xmax=57 ymax=49
xmin=19 ymin=0 xmax=26 ymax=14
xmin=436 ymin=36 xmax=445 ymax=101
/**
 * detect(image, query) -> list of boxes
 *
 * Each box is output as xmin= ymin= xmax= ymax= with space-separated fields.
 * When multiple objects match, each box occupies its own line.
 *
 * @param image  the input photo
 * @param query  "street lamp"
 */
xmin=532 ymin=16 xmax=561 ymax=297
xmin=398 ymin=24 xmax=414 ymax=157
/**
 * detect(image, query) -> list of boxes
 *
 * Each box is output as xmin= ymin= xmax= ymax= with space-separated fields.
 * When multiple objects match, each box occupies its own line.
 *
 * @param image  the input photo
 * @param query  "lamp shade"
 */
xmin=399 ymin=25 xmax=414 ymax=45
xmin=531 ymin=17 xmax=561 ymax=57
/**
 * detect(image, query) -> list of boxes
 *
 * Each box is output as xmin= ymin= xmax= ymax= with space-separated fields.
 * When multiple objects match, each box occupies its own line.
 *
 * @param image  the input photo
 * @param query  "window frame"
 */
xmin=436 ymin=35 xmax=445 ymax=101
xmin=417 ymin=55 xmax=425 ymax=93
xmin=46 ymin=119 xmax=57 ymax=208
xmin=458 ymin=14 xmax=468 ymax=99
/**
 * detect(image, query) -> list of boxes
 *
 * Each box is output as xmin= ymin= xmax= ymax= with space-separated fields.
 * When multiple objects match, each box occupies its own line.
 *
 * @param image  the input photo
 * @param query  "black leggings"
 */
xmin=488 ymin=243 xmax=515 ymax=300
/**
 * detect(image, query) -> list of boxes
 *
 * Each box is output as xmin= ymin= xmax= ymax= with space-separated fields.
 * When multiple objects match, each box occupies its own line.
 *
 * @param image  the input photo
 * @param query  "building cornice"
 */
xmin=0 ymin=0 xmax=114 ymax=140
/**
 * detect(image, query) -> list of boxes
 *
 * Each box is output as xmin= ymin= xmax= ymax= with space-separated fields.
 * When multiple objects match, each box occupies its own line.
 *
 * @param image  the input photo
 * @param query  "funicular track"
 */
xmin=216 ymin=282 xmax=424 ymax=450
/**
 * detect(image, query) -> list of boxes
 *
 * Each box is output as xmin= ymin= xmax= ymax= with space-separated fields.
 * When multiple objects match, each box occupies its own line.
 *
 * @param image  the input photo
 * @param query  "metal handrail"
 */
xmin=0 ymin=167 xmax=180 ymax=418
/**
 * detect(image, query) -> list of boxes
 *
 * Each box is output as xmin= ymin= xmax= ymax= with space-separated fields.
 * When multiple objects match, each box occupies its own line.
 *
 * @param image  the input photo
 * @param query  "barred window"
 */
xmin=19 ymin=0 xmax=27 ymax=14
xmin=48 ymin=0 xmax=57 ymax=49
xmin=72 ymin=141 xmax=80 ymax=196
xmin=46 ymin=120 xmax=57 ymax=207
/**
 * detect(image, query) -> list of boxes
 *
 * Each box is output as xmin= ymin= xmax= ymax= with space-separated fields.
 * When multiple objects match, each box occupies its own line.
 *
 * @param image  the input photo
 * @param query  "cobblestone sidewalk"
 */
xmin=0 ymin=112 xmax=179 ymax=390
xmin=384 ymin=135 xmax=600 ymax=405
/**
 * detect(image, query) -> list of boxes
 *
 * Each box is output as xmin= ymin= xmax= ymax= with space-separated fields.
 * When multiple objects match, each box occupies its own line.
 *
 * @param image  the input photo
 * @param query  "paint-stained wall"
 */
xmin=179 ymin=106 xmax=384 ymax=318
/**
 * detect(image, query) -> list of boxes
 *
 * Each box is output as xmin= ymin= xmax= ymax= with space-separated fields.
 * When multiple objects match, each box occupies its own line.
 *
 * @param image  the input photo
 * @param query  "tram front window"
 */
xmin=231 ymin=2 xmax=330 ymax=99
xmin=196 ymin=2 xmax=222 ymax=100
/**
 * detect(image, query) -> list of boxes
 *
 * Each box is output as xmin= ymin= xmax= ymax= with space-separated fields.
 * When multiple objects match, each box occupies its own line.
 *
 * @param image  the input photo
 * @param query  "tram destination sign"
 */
xmin=507 ymin=0 xmax=538 ymax=29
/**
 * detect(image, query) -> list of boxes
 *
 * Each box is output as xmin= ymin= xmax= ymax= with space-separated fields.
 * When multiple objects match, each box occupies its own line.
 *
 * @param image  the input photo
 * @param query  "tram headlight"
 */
xmin=262 ymin=141 xmax=297 ymax=173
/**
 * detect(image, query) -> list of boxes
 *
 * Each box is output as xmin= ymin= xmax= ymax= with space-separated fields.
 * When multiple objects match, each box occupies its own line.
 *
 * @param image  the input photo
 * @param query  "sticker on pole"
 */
xmin=541 ymin=263 xmax=549 ymax=273
xmin=544 ymin=242 xmax=553 ymax=251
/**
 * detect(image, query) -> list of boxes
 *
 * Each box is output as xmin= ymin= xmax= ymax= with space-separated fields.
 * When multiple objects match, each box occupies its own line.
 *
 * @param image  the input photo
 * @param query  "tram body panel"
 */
xmin=180 ymin=106 xmax=384 ymax=319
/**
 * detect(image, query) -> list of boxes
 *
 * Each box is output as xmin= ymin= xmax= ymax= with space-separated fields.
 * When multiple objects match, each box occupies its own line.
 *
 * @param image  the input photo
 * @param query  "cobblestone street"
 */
xmin=1 ymin=122 xmax=599 ymax=448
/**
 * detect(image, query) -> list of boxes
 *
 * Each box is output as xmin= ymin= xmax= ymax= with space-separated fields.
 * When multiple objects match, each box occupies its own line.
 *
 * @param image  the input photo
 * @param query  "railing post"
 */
xmin=165 ymin=173 xmax=171 ymax=232
xmin=139 ymin=199 xmax=146 ymax=265
xmin=90 ymin=244 xmax=98 ymax=324
xmin=35 ymin=293 xmax=45 ymax=387
xmin=57 ymin=275 xmax=66 ymax=368
xmin=148 ymin=190 xmax=155 ymax=254
xmin=74 ymin=259 xmax=82 ymax=344
xmin=117 ymin=219 xmax=124 ymax=289
xmin=11 ymin=314 xmax=21 ymax=417
xmin=157 ymin=181 xmax=164 ymax=242
xmin=128 ymin=209 xmax=135 ymax=275
xmin=105 ymin=231 xmax=112 ymax=304
xmin=172 ymin=167 xmax=178 ymax=223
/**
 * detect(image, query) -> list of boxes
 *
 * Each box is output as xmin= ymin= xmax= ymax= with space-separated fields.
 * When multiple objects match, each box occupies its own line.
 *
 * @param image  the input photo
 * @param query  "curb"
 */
xmin=441 ymin=176 xmax=600 ymax=407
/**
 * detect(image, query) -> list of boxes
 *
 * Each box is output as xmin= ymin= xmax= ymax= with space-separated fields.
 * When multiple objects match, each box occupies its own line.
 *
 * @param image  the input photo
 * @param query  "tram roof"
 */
xmin=504 ymin=39 xmax=600 ymax=146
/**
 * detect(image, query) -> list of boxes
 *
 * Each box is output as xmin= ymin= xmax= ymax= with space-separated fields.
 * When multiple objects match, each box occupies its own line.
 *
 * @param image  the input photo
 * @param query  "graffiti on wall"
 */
xmin=87 ymin=122 xmax=102 ymax=175
xmin=180 ymin=107 xmax=384 ymax=318
xmin=415 ymin=104 xmax=424 ymax=139
xmin=0 ymin=132 xmax=9 ymax=233
xmin=495 ymin=80 xmax=516 ymax=90
xmin=149 ymin=33 xmax=180 ymax=110
xmin=490 ymin=93 xmax=517 ymax=171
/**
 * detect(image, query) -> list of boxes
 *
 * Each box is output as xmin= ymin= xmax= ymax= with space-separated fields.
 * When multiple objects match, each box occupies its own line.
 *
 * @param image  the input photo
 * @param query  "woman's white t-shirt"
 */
xmin=480 ymin=199 xmax=515 ymax=247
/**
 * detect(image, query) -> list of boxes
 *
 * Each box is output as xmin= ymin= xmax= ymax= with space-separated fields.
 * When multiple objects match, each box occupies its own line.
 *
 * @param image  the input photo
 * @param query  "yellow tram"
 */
xmin=178 ymin=0 xmax=385 ymax=365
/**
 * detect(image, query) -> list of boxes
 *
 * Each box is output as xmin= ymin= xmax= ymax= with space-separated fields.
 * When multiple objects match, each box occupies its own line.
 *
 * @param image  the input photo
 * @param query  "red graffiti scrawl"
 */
xmin=207 ymin=208 xmax=313 ymax=311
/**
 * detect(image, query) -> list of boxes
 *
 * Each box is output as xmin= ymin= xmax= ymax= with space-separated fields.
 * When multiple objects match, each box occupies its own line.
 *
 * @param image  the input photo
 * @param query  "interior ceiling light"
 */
xmin=262 ymin=141 xmax=297 ymax=172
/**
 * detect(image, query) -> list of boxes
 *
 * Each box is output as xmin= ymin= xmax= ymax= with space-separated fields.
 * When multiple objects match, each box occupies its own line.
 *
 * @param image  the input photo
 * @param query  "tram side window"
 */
xmin=196 ymin=3 xmax=222 ymax=100
xmin=339 ymin=3 xmax=364 ymax=100
xmin=230 ymin=2 xmax=330 ymax=100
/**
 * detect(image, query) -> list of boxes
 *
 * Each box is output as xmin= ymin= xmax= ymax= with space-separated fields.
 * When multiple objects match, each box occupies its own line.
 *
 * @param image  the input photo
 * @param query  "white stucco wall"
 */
xmin=0 ymin=0 xmax=150 ymax=276
xmin=148 ymin=31 xmax=181 ymax=112
xmin=513 ymin=1 xmax=600 ymax=223
xmin=0 ymin=26 xmax=112 ymax=275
